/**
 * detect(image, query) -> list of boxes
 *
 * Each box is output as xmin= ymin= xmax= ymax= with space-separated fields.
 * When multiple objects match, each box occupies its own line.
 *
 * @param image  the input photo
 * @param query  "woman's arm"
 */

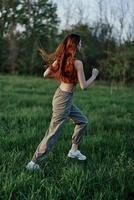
xmin=43 ymin=67 xmax=55 ymax=79
xmin=43 ymin=60 xmax=57 ymax=79
xmin=74 ymin=60 xmax=99 ymax=90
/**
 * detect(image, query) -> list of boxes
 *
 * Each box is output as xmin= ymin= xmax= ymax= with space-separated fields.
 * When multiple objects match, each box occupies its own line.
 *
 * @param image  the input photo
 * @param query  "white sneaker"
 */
xmin=67 ymin=150 xmax=86 ymax=160
xmin=26 ymin=161 xmax=40 ymax=171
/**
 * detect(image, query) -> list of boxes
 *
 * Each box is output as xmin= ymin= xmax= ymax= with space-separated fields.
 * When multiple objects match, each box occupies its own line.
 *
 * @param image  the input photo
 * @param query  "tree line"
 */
xmin=0 ymin=0 xmax=133 ymax=84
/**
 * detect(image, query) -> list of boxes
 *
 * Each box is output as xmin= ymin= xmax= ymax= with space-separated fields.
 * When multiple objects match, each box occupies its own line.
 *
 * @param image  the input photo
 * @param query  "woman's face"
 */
xmin=77 ymin=40 xmax=81 ymax=51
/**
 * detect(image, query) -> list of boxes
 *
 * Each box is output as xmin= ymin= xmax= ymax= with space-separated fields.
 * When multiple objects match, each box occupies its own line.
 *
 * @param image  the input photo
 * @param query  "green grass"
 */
xmin=0 ymin=74 xmax=134 ymax=200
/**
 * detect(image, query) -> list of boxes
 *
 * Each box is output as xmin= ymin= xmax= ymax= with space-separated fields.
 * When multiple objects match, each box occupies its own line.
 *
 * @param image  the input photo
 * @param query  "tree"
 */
xmin=0 ymin=0 xmax=59 ymax=75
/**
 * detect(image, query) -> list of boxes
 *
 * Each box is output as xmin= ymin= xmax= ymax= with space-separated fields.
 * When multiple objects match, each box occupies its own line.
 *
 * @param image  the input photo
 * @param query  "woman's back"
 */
xmin=52 ymin=60 xmax=78 ymax=93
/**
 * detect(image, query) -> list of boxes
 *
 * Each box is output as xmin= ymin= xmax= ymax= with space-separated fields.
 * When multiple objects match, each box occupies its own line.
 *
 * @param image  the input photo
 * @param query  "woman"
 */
xmin=26 ymin=33 xmax=99 ymax=170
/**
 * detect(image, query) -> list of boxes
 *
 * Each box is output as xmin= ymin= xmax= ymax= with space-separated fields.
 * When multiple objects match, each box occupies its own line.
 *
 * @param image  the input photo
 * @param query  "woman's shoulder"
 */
xmin=74 ymin=59 xmax=83 ymax=70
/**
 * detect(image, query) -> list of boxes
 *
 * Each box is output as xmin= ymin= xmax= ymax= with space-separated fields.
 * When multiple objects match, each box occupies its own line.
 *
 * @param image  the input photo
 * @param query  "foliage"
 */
xmin=0 ymin=1 xmax=133 ymax=83
xmin=0 ymin=0 xmax=59 ymax=75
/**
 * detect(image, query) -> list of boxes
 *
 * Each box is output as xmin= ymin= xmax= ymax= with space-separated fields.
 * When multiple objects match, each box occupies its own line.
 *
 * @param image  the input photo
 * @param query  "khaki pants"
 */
xmin=32 ymin=86 xmax=88 ymax=163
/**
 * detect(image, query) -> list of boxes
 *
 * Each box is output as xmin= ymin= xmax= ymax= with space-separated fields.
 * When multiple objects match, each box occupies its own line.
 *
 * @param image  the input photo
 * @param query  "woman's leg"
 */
xmin=32 ymin=113 xmax=67 ymax=163
xmin=67 ymin=103 xmax=88 ymax=160
xmin=26 ymin=87 xmax=73 ymax=169
xmin=69 ymin=103 xmax=88 ymax=148
xmin=30 ymin=88 xmax=73 ymax=164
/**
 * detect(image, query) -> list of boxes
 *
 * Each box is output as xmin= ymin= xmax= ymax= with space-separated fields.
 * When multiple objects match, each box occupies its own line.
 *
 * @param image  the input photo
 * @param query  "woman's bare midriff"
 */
xmin=59 ymin=82 xmax=76 ymax=93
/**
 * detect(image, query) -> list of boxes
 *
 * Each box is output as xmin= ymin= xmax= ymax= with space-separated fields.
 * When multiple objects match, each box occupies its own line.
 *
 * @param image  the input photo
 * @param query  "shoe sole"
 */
xmin=67 ymin=154 xmax=86 ymax=160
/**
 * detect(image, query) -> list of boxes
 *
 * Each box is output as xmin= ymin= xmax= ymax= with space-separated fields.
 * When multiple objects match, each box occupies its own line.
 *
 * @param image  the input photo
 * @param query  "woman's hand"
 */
xmin=92 ymin=68 xmax=99 ymax=79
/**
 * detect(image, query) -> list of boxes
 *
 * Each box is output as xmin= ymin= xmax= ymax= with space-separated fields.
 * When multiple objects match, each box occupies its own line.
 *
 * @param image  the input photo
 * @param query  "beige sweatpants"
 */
xmin=32 ymin=86 xmax=88 ymax=163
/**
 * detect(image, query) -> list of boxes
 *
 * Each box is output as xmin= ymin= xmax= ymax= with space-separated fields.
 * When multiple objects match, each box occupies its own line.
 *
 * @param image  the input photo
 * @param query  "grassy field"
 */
xmin=0 ymin=74 xmax=134 ymax=200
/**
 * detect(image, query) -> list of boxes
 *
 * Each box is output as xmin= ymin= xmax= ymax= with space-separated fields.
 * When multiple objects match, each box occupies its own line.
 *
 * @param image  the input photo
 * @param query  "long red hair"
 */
xmin=38 ymin=33 xmax=80 ymax=85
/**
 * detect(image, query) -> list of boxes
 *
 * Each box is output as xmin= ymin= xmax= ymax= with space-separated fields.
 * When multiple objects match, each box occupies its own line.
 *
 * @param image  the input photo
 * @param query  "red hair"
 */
xmin=50 ymin=33 xmax=81 ymax=85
